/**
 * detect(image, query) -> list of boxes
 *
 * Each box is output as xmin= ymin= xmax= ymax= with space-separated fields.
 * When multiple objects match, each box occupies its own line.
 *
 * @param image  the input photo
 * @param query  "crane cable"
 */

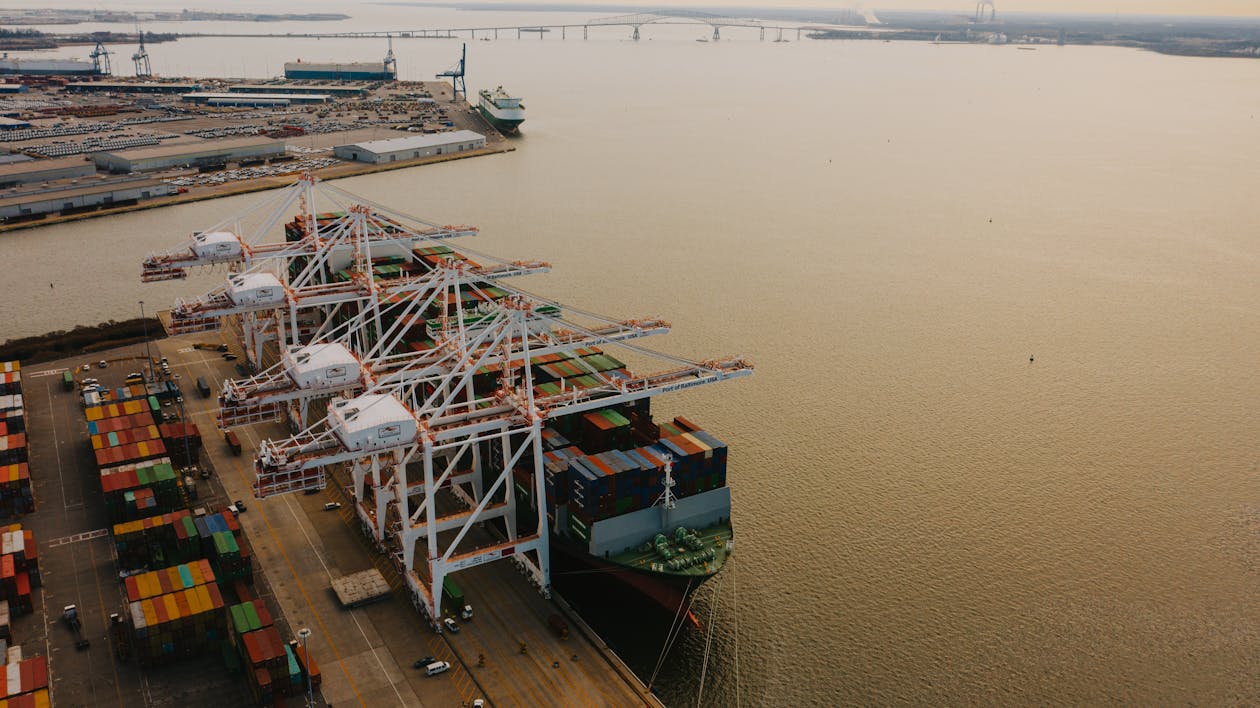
xmin=695 ymin=569 xmax=725 ymax=707
xmin=648 ymin=577 xmax=694 ymax=690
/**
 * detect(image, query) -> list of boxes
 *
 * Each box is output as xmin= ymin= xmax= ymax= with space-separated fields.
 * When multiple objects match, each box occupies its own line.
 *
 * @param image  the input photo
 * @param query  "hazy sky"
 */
xmin=35 ymin=0 xmax=1260 ymax=18
xmin=865 ymin=0 xmax=1260 ymax=16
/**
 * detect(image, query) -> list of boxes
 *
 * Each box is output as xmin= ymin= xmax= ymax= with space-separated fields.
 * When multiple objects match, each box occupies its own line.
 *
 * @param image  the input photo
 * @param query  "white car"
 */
xmin=442 ymin=617 xmax=460 ymax=634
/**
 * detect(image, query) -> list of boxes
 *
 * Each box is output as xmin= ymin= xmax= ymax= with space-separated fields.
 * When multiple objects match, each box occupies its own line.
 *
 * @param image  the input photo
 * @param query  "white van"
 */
xmin=424 ymin=660 xmax=450 ymax=677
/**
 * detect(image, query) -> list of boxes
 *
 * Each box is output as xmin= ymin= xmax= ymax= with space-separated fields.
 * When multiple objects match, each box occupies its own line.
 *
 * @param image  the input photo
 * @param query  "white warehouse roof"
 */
xmin=182 ymin=92 xmax=330 ymax=102
xmin=339 ymin=131 xmax=485 ymax=156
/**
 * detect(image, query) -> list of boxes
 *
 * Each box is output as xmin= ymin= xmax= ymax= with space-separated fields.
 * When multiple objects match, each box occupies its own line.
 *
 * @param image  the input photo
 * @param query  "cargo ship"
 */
xmin=535 ymin=420 xmax=734 ymax=615
xmin=476 ymin=86 xmax=525 ymax=134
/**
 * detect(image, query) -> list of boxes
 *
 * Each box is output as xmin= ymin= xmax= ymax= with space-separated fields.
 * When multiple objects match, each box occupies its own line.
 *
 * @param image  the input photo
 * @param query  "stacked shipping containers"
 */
xmin=240 ymin=625 xmax=311 ymax=703
xmin=0 ymin=364 xmax=30 ymax=515
xmin=0 ymin=689 xmax=51 ymax=707
xmin=0 ymin=528 xmax=38 ymax=617
xmin=0 ymin=655 xmax=47 ymax=704
xmin=113 ymin=509 xmax=199 ymax=570
xmin=158 ymin=422 xmax=201 ymax=468
xmin=195 ymin=510 xmax=252 ymax=583
xmin=100 ymin=458 xmax=182 ymax=522
xmin=127 ymin=576 xmax=226 ymax=665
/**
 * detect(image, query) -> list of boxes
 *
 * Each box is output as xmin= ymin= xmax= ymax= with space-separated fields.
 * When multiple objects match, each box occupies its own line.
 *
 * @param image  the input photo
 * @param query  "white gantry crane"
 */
xmin=216 ymin=260 xmax=670 ymax=432
xmin=144 ymin=175 xmax=753 ymax=631
xmin=147 ymin=176 xmax=544 ymax=369
xmin=252 ymin=294 xmax=750 ymax=626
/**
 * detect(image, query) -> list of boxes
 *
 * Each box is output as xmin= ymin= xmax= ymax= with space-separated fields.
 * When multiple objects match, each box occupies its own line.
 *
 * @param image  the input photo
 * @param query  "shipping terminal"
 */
xmin=0 ymin=174 xmax=751 ymax=706
xmin=0 ymin=42 xmax=517 ymax=234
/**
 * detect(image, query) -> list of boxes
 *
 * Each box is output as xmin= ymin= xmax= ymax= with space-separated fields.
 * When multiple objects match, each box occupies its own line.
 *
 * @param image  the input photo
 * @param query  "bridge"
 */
xmin=179 ymin=10 xmax=849 ymax=42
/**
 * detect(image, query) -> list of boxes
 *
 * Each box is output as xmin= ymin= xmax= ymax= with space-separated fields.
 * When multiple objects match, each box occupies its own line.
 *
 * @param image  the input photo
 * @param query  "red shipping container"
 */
xmin=30 ymin=655 xmax=47 ymax=690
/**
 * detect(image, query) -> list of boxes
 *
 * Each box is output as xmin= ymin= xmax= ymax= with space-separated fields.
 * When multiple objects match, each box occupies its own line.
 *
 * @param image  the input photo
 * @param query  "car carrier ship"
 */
xmin=143 ymin=176 xmax=750 ymax=626
xmin=476 ymin=86 xmax=525 ymax=134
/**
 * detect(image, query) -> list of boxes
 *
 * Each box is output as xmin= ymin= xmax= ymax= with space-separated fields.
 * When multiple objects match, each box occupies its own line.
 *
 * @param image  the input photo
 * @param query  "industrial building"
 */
xmin=0 ymin=84 xmax=27 ymax=94
xmin=229 ymin=84 xmax=368 ymax=97
xmin=0 ymin=156 xmax=95 ymax=187
xmin=66 ymin=82 xmax=200 ymax=94
xmin=284 ymin=62 xmax=396 ymax=81
xmin=180 ymin=92 xmax=330 ymax=106
xmin=333 ymin=131 xmax=486 ymax=164
xmin=0 ymin=116 xmax=31 ymax=131
xmin=0 ymin=58 xmax=101 ymax=76
xmin=0 ymin=179 xmax=176 ymax=220
xmin=93 ymin=137 xmax=286 ymax=173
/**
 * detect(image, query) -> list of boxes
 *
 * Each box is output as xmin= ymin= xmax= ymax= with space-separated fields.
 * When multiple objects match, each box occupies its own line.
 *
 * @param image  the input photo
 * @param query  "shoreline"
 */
xmin=0 ymin=317 xmax=166 ymax=365
xmin=0 ymin=142 xmax=514 ymax=236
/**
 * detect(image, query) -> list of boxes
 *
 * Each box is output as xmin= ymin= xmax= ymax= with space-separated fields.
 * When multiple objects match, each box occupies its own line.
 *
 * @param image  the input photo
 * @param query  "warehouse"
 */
xmin=180 ymin=92 xmax=330 ymax=106
xmin=93 ymin=137 xmax=286 ymax=173
xmin=230 ymin=83 xmax=368 ymax=97
xmin=66 ymin=82 xmax=200 ymax=94
xmin=0 ymin=179 xmax=176 ymax=220
xmin=0 ymin=116 xmax=31 ymax=131
xmin=284 ymin=62 xmax=395 ymax=81
xmin=0 ymin=84 xmax=26 ymax=94
xmin=333 ymin=131 xmax=486 ymax=164
xmin=0 ymin=156 xmax=95 ymax=187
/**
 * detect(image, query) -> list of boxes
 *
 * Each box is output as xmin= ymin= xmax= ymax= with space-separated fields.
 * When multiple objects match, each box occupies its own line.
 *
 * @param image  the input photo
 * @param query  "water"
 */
xmin=5 ymin=4 xmax=1260 ymax=705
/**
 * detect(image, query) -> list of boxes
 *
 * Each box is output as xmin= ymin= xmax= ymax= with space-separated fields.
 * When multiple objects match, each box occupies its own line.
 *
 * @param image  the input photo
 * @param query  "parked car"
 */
xmin=443 ymin=617 xmax=460 ymax=634
xmin=411 ymin=656 xmax=435 ymax=669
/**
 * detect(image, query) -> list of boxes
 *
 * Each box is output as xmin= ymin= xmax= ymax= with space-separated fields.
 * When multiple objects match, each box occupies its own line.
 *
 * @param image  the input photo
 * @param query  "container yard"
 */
xmin=0 ymin=75 xmax=513 ymax=232
xmin=11 ymin=330 xmax=665 ymax=705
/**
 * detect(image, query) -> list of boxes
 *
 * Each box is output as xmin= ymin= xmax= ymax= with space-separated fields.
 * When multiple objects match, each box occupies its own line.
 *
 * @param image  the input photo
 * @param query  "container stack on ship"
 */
xmin=143 ymin=176 xmax=752 ymax=631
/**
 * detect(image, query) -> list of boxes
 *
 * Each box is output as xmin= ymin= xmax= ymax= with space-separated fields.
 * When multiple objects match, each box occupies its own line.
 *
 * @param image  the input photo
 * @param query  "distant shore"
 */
xmin=809 ymin=13 xmax=1260 ymax=60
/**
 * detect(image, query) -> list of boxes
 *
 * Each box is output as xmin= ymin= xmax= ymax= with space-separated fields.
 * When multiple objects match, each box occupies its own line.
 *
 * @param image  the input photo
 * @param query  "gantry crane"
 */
xmin=146 ymin=175 xmax=754 ymax=631
xmin=251 ymin=296 xmax=750 ymax=624
xmin=216 ymin=260 xmax=671 ymax=430
xmin=132 ymin=27 xmax=151 ymax=77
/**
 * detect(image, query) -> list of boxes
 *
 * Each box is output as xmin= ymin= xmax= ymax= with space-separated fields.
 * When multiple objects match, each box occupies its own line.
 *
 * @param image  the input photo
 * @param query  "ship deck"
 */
xmin=608 ymin=522 xmax=733 ymax=578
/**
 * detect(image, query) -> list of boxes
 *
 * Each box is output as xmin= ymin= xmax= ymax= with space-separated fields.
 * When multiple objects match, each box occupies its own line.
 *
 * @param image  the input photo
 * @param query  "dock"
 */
xmin=0 ymin=77 xmax=513 ymax=235
xmin=14 ymin=332 xmax=662 ymax=707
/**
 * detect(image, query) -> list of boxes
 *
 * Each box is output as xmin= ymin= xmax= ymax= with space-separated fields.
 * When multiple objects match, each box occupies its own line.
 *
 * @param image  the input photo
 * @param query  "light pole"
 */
xmin=139 ymin=300 xmax=153 ymax=380
xmin=297 ymin=627 xmax=313 ymax=706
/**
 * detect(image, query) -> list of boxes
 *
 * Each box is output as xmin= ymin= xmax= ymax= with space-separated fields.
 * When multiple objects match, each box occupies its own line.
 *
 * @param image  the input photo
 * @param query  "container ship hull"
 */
xmin=549 ymin=523 xmax=730 ymax=616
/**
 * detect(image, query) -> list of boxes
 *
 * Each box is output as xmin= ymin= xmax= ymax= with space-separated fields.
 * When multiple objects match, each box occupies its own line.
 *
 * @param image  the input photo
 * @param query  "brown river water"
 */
xmin=2 ymin=3 xmax=1259 ymax=704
